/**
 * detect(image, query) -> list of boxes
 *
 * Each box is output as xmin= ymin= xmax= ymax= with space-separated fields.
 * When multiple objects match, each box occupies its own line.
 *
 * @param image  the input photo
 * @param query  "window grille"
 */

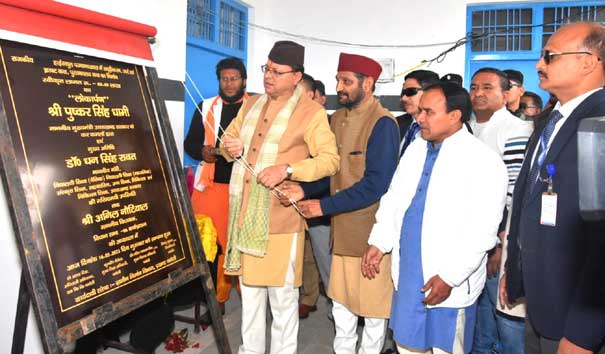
xmin=187 ymin=0 xmax=215 ymax=41
xmin=219 ymin=2 xmax=245 ymax=50
xmin=470 ymin=8 xmax=533 ymax=52
xmin=542 ymin=5 xmax=605 ymax=46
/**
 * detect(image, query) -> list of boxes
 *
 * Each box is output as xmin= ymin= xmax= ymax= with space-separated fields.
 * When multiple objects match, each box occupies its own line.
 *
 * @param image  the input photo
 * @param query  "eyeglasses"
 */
xmin=509 ymin=82 xmax=522 ymax=88
xmin=220 ymin=76 xmax=242 ymax=83
xmin=540 ymin=49 xmax=601 ymax=65
xmin=401 ymin=87 xmax=423 ymax=97
xmin=261 ymin=64 xmax=295 ymax=76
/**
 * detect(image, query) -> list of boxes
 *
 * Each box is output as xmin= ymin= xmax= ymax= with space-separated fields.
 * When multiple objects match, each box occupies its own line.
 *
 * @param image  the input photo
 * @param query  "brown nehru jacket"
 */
xmin=330 ymin=96 xmax=396 ymax=256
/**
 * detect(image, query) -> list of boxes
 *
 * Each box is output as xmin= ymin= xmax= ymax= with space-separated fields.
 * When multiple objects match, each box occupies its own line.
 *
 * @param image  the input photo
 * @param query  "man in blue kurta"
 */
xmin=363 ymin=82 xmax=508 ymax=354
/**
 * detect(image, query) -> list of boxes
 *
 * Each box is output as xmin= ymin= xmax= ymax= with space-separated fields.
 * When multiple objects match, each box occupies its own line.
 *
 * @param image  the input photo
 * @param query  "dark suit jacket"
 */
xmin=395 ymin=113 xmax=413 ymax=141
xmin=505 ymin=89 xmax=605 ymax=350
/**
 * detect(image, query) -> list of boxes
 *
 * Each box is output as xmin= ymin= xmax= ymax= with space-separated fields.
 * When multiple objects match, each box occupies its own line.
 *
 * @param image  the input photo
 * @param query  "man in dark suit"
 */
xmin=501 ymin=22 xmax=605 ymax=354
xmin=395 ymin=70 xmax=439 ymax=156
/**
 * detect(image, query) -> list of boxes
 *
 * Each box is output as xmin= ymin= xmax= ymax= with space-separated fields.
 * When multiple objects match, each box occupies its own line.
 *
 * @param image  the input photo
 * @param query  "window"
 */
xmin=542 ymin=5 xmax=605 ymax=46
xmin=468 ymin=1 xmax=604 ymax=54
xmin=465 ymin=1 xmax=604 ymax=107
xmin=187 ymin=0 xmax=247 ymax=54
xmin=219 ymin=2 xmax=245 ymax=51
xmin=187 ymin=0 xmax=215 ymax=41
xmin=471 ymin=8 xmax=533 ymax=52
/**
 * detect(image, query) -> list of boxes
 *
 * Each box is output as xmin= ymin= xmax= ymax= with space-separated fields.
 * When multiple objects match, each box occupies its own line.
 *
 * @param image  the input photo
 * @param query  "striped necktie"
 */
xmin=526 ymin=110 xmax=564 ymax=194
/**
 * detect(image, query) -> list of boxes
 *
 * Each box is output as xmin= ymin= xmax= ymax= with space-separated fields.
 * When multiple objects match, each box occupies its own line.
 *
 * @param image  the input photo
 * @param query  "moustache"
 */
xmin=337 ymin=91 xmax=348 ymax=97
xmin=537 ymin=70 xmax=547 ymax=79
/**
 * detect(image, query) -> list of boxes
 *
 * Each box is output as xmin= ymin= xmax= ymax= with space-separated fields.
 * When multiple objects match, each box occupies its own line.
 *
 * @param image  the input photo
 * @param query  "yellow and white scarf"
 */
xmin=225 ymin=86 xmax=302 ymax=272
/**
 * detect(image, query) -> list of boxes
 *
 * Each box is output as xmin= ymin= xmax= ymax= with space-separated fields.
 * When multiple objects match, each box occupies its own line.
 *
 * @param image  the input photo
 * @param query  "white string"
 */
xmin=182 ymin=74 xmax=305 ymax=216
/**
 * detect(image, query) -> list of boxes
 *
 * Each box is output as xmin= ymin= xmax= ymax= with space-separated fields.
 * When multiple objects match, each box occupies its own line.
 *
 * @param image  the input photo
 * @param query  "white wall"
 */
xmin=0 ymin=1 xmax=187 ymax=353
xmin=56 ymin=0 xmax=188 ymax=157
xmin=244 ymin=0 xmax=530 ymax=96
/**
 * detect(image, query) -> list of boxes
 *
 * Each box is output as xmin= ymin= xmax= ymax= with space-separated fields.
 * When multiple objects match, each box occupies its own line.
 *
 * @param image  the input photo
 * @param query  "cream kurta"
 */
xmin=328 ymin=254 xmax=393 ymax=318
xmin=222 ymin=93 xmax=339 ymax=287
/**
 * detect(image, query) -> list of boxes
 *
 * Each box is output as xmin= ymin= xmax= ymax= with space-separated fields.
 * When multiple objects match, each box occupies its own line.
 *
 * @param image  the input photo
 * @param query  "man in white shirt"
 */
xmin=469 ymin=67 xmax=533 ymax=354
xmin=363 ymin=81 xmax=507 ymax=354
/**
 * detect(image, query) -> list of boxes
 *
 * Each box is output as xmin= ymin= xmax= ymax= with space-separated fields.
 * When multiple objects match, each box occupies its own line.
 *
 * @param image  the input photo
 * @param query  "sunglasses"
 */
xmin=401 ymin=87 xmax=423 ymax=97
xmin=540 ymin=49 xmax=600 ymax=65
xmin=519 ymin=102 xmax=539 ymax=110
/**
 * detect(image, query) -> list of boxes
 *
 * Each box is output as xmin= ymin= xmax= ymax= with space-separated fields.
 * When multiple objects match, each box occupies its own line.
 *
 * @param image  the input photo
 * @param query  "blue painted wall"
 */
xmin=183 ymin=0 xmax=248 ymax=169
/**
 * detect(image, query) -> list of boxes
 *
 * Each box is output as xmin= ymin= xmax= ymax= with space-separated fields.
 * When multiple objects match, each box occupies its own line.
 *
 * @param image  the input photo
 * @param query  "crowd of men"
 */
xmin=184 ymin=21 xmax=605 ymax=354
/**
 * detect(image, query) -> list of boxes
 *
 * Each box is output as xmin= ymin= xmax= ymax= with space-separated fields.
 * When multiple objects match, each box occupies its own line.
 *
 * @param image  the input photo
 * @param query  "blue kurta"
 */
xmin=390 ymin=141 xmax=477 ymax=353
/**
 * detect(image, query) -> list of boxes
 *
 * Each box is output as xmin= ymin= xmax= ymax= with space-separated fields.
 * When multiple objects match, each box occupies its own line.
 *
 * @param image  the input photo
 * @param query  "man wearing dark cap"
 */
xmin=283 ymin=52 xmax=400 ymax=354
xmin=221 ymin=40 xmax=339 ymax=354
xmin=503 ymin=69 xmax=526 ymax=118
xmin=440 ymin=73 xmax=463 ymax=86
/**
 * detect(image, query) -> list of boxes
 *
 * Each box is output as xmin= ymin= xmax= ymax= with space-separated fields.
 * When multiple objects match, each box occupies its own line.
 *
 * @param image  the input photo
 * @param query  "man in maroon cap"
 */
xmin=221 ymin=40 xmax=339 ymax=354
xmin=281 ymin=52 xmax=400 ymax=353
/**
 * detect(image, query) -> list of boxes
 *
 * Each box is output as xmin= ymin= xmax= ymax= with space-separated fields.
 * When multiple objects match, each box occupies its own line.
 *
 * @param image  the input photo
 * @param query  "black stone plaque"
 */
xmin=0 ymin=39 xmax=196 ymax=328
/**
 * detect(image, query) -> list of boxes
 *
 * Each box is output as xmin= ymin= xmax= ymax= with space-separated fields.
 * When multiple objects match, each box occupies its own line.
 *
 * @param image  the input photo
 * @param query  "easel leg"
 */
xmin=11 ymin=271 xmax=29 ymax=354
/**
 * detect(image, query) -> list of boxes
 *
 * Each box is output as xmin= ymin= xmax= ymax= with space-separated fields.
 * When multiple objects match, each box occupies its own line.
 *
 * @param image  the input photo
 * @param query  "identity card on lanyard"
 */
xmin=540 ymin=164 xmax=557 ymax=226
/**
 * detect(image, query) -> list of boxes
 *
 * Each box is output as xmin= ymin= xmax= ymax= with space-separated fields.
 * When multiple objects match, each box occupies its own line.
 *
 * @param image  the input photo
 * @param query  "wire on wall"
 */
xmin=247 ymin=6 xmax=604 ymax=78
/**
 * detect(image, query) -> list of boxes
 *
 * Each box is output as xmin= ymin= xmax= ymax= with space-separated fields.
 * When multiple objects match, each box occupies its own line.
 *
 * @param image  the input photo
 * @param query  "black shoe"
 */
xmin=381 ymin=349 xmax=399 ymax=354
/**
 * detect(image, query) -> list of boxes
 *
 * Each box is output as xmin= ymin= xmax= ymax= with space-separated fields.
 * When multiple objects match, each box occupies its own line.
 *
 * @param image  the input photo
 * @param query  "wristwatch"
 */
xmin=286 ymin=165 xmax=293 ymax=179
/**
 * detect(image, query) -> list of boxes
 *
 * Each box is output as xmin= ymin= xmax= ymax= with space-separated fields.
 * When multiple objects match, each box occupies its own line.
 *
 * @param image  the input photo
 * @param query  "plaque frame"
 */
xmin=0 ymin=40 xmax=230 ymax=354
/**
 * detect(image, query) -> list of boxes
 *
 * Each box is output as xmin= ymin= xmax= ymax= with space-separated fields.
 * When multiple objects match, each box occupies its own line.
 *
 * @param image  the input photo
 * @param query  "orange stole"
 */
xmin=191 ymin=182 xmax=238 ymax=302
xmin=196 ymin=96 xmax=220 ymax=190
xmin=191 ymin=182 xmax=229 ymax=249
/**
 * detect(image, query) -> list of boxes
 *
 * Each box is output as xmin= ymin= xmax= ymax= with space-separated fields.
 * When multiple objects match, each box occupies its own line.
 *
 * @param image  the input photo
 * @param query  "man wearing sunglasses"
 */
xmin=397 ymin=70 xmax=439 ymax=157
xmin=502 ymin=22 xmax=605 ymax=354
xmin=519 ymin=92 xmax=544 ymax=129
xmin=469 ymin=67 xmax=533 ymax=354
xmin=503 ymin=69 xmax=526 ymax=119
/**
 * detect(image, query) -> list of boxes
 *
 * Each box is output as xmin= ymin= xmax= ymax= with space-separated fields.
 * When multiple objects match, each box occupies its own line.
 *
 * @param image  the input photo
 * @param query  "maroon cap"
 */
xmin=337 ymin=53 xmax=382 ymax=81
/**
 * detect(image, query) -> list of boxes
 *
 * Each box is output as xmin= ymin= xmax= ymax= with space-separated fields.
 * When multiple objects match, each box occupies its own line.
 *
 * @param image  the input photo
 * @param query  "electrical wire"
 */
xmin=248 ymin=23 xmax=461 ymax=48
xmin=394 ymin=6 xmax=604 ymax=77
